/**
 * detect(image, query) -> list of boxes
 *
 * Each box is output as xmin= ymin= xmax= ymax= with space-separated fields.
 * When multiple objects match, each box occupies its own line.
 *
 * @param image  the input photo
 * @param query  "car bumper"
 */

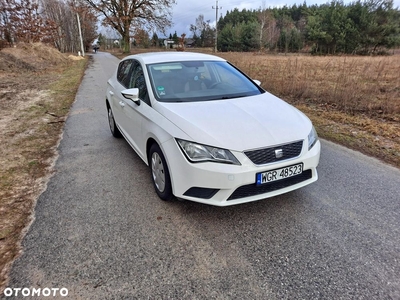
xmin=162 ymin=139 xmax=321 ymax=207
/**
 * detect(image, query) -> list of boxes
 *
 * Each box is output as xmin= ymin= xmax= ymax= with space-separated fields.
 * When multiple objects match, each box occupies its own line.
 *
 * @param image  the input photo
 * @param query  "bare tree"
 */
xmin=257 ymin=1 xmax=267 ymax=50
xmin=195 ymin=14 xmax=206 ymax=46
xmin=193 ymin=14 xmax=213 ymax=47
xmin=83 ymin=0 xmax=176 ymax=53
xmin=41 ymin=0 xmax=73 ymax=51
xmin=0 ymin=0 xmax=57 ymax=44
xmin=263 ymin=11 xmax=279 ymax=51
xmin=0 ymin=0 xmax=96 ymax=52
xmin=133 ymin=27 xmax=149 ymax=47
xmin=12 ymin=0 xmax=42 ymax=42
xmin=40 ymin=0 xmax=97 ymax=53
xmin=257 ymin=2 xmax=280 ymax=52
xmin=73 ymin=1 xmax=98 ymax=50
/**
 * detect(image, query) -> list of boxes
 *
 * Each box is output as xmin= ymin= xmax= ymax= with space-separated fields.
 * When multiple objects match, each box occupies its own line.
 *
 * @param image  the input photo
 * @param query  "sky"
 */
xmin=165 ymin=0 xmax=400 ymax=38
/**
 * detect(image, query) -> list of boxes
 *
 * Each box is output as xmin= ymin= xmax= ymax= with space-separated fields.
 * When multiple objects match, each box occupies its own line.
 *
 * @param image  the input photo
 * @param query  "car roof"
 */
xmin=121 ymin=52 xmax=227 ymax=65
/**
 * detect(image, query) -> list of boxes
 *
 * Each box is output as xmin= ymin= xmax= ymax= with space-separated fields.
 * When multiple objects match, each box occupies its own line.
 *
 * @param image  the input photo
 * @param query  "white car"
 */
xmin=106 ymin=52 xmax=320 ymax=206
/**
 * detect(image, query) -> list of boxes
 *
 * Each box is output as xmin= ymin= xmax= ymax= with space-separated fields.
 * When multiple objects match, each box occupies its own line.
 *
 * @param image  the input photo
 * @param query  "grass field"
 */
xmin=220 ymin=52 xmax=400 ymax=117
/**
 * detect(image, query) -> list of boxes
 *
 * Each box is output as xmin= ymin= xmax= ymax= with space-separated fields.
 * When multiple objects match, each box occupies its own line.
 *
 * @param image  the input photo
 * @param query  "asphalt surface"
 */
xmin=4 ymin=52 xmax=400 ymax=299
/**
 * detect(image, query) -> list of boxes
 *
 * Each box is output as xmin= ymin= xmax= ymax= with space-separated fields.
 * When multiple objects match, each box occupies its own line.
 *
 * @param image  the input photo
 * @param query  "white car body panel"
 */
xmin=106 ymin=52 xmax=320 ymax=206
xmin=154 ymin=93 xmax=311 ymax=151
xmin=162 ymin=137 xmax=320 ymax=206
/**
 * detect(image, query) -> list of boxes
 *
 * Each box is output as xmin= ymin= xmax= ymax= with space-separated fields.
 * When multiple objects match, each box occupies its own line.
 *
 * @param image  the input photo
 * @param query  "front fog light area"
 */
xmin=177 ymin=139 xmax=240 ymax=165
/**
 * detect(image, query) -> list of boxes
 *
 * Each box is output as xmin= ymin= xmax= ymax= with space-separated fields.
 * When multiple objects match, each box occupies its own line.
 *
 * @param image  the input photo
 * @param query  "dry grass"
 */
xmin=218 ymin=53 xmax=400 ymax=117
xmin=0 ymin=43 xmax=87 ymax=293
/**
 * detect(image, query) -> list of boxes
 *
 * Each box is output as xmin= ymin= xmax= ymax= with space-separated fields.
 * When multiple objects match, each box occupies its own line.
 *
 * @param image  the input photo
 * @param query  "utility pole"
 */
xmin=76 ymin=13 xmax=85 ymax=56
xmin=212 ymin=0 xmax=222 ymax=53
xmin=74 ymin=0 xmax=85 ymax=56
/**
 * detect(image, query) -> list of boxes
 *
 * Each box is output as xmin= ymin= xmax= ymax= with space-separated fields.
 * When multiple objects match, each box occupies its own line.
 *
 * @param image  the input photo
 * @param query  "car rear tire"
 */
xmin=149 ymin=143 xmax=173 ymax=201
xmin=107 ymin=105 xmax=122 ymax=138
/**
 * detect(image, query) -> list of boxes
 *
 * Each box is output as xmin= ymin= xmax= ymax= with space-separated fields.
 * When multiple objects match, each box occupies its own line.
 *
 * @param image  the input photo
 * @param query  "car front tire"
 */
xmin=149 ymin=143 xmax=173 ymax=201
xmin=107 ymin=104 xmax=122 ymax=138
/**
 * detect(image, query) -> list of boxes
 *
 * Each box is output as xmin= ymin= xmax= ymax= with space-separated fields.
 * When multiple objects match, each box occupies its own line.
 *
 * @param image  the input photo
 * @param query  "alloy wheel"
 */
xmin=151 ymin=152 xmax=165 ymax=193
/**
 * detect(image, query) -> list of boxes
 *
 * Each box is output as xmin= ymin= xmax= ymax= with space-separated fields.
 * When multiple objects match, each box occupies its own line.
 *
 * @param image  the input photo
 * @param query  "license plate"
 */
xmin=256 ymin=163 xmax=303 ymax=185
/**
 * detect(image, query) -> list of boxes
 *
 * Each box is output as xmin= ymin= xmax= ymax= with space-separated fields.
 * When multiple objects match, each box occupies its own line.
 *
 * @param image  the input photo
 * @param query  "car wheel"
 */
xmin=149 ymin=143 xmax=173 ymax=201
xmin=107 ymin=105 xmax=121 ymax=138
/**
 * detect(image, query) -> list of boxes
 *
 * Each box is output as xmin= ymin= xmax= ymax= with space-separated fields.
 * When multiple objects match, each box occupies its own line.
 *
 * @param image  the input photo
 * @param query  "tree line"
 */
xmin=190 ymin=0 xmax=400 ymax=54
xmin=0 ymin=0 xmax=175 ymax=53
xmin=1 ymin=0 xmax=398 ymax=55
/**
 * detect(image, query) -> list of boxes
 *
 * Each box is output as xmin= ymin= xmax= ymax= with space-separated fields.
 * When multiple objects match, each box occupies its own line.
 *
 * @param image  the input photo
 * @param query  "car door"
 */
xmin=117 ymin=60 xmax=151 ymax=161
xmin=109 ymin=59 xmax=135 ymax=130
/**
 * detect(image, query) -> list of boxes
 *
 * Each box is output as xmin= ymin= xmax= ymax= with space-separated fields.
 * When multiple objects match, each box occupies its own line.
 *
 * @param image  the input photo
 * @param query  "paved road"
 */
xmin=4 ymin=52 xmax=400 ymax=299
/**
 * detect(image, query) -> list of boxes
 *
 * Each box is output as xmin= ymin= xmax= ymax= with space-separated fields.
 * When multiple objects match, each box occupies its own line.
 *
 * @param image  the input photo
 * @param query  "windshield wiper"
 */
xmin=209 ymin=95 xmax=247 ymax=100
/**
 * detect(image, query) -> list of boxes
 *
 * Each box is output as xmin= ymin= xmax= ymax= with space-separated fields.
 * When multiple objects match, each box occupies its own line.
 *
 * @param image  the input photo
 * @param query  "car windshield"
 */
xmin=147 ymin=61 xmax=263 ymax=102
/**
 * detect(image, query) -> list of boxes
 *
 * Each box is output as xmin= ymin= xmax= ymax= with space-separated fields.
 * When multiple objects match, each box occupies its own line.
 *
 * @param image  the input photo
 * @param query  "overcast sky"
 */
xmin=165 ymin=0 xmax=400 ymax=38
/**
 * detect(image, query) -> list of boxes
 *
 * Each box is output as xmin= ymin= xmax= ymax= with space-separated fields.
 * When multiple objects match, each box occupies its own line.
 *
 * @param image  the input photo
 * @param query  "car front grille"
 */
xmin=244 ymin=140 xmax=303 ymax=165
xmin=227 ymin=169 xmax=312 ymax=201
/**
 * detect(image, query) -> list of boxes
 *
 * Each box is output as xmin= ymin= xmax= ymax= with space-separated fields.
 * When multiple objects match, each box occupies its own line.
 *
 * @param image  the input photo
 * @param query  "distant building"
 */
xmin=163 ymin=39 xmax=175 ymax=49
xmin=185 ymin=38 xmax=196 ymax=48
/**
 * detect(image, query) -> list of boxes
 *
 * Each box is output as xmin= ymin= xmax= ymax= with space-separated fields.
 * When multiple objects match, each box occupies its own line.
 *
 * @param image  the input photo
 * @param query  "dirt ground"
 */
xmin=0 ymin=43 xmax=85 ymax=293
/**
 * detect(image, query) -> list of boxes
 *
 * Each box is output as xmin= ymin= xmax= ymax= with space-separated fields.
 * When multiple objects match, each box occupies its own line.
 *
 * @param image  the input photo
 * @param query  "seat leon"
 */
xmin=106 ymin=52 xmax=320 ymax=206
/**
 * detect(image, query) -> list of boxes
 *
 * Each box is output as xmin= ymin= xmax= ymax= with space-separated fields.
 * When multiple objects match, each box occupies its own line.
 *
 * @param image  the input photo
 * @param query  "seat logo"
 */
xmin=275 ymin=149 xmax=283 ymax=159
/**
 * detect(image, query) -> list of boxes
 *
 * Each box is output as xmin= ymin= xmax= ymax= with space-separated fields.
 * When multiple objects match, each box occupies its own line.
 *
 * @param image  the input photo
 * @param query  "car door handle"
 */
xmin=109 ymin=91 xmax=114 ymax=96
xmin=119 ymin=101 xmax=125 ymax=107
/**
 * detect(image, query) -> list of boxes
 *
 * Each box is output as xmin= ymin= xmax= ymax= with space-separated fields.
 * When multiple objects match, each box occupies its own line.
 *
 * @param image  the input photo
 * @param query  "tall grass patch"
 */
xmin=0 ymin=57 xmax=87 ymax=293
xmin=218 ymin=53 xmax=400 ymax=117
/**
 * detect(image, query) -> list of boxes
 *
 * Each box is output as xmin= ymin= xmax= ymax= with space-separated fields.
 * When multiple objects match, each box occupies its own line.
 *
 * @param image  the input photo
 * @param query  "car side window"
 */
xmin=128 ymin=61 xmax=150 ymax=106
xmin=117 ymin=59 xmax=134 ymax=88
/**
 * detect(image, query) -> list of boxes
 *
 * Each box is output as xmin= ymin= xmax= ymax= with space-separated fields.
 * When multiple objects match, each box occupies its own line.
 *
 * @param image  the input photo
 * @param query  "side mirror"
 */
xmin=253 ymin=79 xmax=261 ymax=86
xmin=121 ymin=88 xmax=140 ymax=105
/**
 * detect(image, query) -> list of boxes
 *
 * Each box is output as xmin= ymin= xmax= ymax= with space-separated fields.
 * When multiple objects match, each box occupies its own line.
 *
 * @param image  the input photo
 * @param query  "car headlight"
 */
xmin=308 ymin=126 xmax=319 ymax=150
xmin=176 ymin=139 xmax=240 ymax=165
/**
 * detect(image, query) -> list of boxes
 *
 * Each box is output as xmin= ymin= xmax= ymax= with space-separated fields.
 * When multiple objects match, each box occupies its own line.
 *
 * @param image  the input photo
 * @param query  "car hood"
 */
xmin=153 ymin=93 xmax=311 ymax=151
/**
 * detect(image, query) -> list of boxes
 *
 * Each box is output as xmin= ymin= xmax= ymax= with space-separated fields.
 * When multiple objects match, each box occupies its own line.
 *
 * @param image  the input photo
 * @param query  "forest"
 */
xmin=1 ymin=0 xmax=399 ymax=55
xmin=189 ymin=0 xmax=400 ymax=54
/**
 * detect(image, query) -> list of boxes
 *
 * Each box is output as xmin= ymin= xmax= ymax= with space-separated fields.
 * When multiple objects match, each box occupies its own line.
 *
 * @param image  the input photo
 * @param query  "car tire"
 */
xmin=107 ymin=104 xmax=122 ymax=138
xmin=149 ymin=143 xmax=173 ymax=201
